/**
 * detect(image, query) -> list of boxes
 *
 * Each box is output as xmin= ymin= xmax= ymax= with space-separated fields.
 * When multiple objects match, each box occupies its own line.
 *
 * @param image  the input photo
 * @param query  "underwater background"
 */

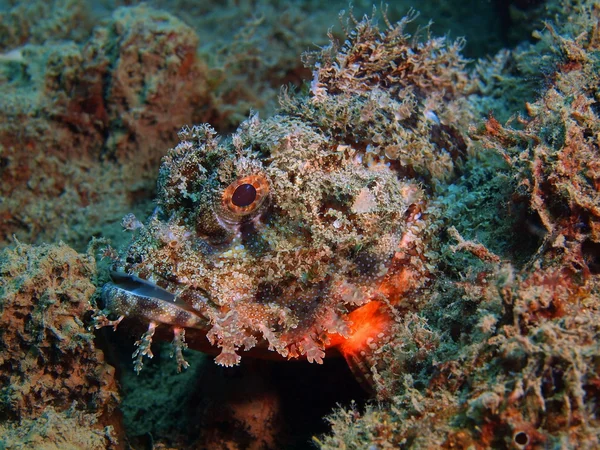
xmin=0 ymin=0 xmax=599 ymax=448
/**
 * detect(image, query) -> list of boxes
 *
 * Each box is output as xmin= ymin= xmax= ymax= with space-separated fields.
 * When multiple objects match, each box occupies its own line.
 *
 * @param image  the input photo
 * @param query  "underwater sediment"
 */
xmin=0 ymin=0 xmax=599 ymax=449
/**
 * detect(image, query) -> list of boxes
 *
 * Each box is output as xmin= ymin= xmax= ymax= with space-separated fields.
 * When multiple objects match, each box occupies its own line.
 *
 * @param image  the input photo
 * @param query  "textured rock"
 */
xmin=0 ymin=242 xmax=123 ymax=448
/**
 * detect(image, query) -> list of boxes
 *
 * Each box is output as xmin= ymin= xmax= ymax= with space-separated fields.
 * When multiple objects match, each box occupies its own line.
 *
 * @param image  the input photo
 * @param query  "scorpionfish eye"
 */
xmin=218 ymin=173 xmax=270 ymax=227
xmin=231 ymin=183 xmax=256 ymax=207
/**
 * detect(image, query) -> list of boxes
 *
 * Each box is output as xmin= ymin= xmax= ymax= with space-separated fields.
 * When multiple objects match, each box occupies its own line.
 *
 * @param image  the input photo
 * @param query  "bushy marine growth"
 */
xmin=97 ymin=12 xmax=476 ymax=379
xmin=319 ymin=3 xmax=600 ymax=448
xmin=0 ymin=242 xmax=122 ymax=448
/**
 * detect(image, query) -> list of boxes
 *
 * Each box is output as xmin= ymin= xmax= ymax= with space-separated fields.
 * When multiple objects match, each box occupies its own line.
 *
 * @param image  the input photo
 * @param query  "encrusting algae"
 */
xmin=95 ymin=10 xmax=475 ymax=387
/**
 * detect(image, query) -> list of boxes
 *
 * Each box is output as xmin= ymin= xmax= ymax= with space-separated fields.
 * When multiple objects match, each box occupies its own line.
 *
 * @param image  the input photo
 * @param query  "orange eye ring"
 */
xmin=221 ymin=173 xmax=270 ymax=216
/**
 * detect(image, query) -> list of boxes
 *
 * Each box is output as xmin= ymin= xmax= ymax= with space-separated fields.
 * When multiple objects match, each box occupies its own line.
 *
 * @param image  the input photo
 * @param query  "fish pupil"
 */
xmin=232 ymin=183 xmax=257 ymax=207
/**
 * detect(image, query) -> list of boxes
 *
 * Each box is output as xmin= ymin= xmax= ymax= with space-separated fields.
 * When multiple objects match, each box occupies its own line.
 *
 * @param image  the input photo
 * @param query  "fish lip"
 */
xmin=108 ymin=271 xmax=176 ymax=302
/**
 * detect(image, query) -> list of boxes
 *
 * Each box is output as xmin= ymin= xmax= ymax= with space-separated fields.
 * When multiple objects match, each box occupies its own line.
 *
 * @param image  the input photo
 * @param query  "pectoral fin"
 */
xmin=336 ymin=301 xmax=395 ymax=393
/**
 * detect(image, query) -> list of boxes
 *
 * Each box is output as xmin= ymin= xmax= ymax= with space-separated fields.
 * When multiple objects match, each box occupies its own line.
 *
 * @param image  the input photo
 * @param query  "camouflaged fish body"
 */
xmin=97 ymin=13 xmax=474 ymax=379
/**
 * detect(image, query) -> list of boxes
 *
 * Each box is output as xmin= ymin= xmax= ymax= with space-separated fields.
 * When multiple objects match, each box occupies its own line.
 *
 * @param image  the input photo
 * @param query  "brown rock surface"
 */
xmin=0 ymin=242 xmax=123 ymax=448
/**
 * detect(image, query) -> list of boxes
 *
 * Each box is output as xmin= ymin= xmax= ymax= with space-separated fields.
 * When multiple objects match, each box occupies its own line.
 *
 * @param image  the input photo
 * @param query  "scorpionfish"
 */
xmin=96 ymin=13 xmax=473 ymax=386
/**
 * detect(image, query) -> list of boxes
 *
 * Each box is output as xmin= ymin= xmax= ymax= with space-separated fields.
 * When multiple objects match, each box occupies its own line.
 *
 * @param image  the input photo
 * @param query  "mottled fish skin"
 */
xmin=98 ymin=13 xmax=472 ymax=374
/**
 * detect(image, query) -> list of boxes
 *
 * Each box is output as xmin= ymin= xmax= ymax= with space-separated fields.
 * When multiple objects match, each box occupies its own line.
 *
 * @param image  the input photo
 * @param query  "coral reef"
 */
xmin=318 ymin=2 xmax=600 ymax=448
xmin=1 ymin=0 xmax=598 ymax=448
xmin=0 ymin=4 xmax=212 ymax=251
xmin=0 ymin=242 xmax=122 ymax=448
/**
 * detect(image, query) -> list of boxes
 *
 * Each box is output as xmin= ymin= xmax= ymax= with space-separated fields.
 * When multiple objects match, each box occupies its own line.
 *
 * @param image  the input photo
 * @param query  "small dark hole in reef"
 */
xmin=514 ymin=431 xmax=529 ymax=446
xmin=449 ymin=322 xmax=463 ymax=342
xmin=508 ymin=207 xmax=545 ymax=266
xmin=582 ymin=239 xmax=600 ymax=275
xmin=541 ymin=366 xmax=565 ymax=397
